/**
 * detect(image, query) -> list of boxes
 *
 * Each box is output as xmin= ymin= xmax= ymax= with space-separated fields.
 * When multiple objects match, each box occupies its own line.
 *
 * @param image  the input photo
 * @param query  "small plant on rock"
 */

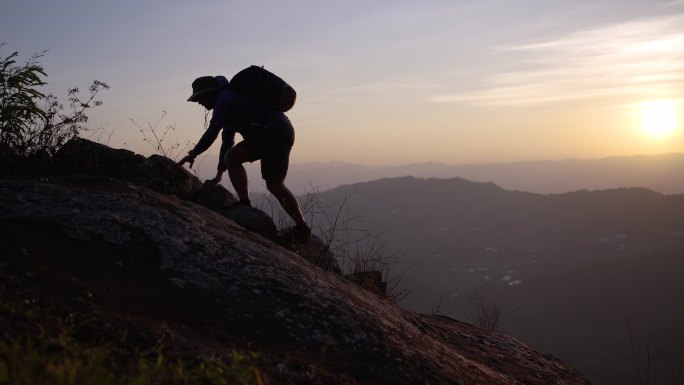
xmin=131 ymin=110 xmax=193 ymax=161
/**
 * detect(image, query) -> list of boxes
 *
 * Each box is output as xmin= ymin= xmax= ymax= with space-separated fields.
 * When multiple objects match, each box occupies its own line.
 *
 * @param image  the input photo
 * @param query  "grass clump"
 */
xmin=0 ymin=289 xmax=266 ymax=385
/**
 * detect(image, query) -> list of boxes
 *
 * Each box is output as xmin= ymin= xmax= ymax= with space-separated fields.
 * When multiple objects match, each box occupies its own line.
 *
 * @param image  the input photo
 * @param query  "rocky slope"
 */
xmin=0 ymin=139 xmax=592 ymax=384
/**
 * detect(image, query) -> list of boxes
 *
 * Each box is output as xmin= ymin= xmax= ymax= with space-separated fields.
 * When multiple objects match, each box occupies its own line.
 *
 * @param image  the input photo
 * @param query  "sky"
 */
xmin=2 ymin=0 xmax=684 ymax=166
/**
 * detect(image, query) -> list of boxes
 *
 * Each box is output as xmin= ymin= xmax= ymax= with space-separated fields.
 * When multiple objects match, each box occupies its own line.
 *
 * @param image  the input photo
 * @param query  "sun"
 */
xmin=641 ymin=100 xmax=678 ymax=138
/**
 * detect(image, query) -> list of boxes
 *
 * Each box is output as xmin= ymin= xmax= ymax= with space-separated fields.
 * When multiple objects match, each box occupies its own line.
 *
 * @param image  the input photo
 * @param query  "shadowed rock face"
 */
xmin=53 ymin=138 xmax=201 ymax=196
xmin=0 ymin=174 xmax=591 ymax=385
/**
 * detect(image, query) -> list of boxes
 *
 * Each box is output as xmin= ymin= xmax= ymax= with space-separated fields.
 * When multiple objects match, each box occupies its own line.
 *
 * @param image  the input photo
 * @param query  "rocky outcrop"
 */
xmin=1 ymin=177 xmax=591 ymax=384
xmin=0 ymin=139 xmax=592 ymax=384
xmin=53 ymin=138 xmax=201 ymax=196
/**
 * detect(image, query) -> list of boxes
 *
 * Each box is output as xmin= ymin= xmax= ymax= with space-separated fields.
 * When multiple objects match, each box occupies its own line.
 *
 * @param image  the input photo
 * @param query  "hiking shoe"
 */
xmin=294 ymin=223 xmax=312 ymax=243
xmin=280 ymin=223 xmax=312 ymax=244
xmin=229 ymin=199 xmax=252 ymax=209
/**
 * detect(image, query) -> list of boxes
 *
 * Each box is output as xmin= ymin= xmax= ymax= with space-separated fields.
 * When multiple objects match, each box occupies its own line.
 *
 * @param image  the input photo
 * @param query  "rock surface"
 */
xmin=0 ymin=173 xmax=592 ymax=384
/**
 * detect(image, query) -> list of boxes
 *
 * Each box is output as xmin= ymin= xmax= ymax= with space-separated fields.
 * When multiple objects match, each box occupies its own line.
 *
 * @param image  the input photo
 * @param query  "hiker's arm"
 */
xmin=178 ymin=124 xmax=221 ymax=168
xmin=184 ymin=122 xmax=221 ymax=162
xmin=179 ymin=95 xmax=234 ymax=167
xmin=217 ymin=129 xmax=236 ymax=171
xmin=206 ymin=128 xmax=237 ymax=184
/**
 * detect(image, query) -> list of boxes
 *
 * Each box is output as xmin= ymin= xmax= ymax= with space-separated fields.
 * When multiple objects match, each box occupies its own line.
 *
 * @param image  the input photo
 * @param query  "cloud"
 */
xmin=433 ymin=14 xmax=684 ymax=106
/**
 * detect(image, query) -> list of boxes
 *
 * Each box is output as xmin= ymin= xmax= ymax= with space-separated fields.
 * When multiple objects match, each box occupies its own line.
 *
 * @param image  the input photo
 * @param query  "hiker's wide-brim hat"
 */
xmin=187 ymin=76 xmax=220 ymax=102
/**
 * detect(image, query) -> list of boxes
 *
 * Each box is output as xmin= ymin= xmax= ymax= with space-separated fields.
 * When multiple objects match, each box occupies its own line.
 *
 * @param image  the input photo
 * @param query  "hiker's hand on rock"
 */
xmin=178 ymin=155 xmax=195 ymax=168
xmin=207 ymin=170 xmax=223 ymax=184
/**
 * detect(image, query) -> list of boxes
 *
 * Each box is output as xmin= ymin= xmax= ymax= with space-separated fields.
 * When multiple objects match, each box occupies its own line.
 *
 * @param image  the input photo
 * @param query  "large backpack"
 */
xmin=229 ymin=65 xmax=297 ymax=112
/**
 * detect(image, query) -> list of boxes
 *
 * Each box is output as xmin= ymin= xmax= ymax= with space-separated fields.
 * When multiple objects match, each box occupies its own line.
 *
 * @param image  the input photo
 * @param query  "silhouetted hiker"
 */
xmin=178 ymin=75 xmax=311 ymax=243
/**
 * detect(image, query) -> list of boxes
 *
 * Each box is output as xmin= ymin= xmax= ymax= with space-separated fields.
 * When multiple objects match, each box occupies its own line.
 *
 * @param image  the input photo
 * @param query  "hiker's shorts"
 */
xmin=233 ymin=124 xmax=294 ymax=182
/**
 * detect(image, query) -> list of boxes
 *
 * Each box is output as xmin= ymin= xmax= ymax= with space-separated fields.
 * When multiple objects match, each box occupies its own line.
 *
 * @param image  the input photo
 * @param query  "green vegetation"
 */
xmin=0 ymin=43 xmax=109 ymax=156
xmin=0 ymin=289 xmax=266 ymax=385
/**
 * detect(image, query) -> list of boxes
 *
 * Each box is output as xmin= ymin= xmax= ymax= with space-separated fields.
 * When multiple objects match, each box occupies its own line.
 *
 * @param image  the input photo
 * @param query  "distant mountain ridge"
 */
xmin=314 ymin=176 xmax=684 ymax=263
xmin=299 ymin=153 xmax=684 ymax=194
xmin=201 ymin=152 xmax=684 ymax=195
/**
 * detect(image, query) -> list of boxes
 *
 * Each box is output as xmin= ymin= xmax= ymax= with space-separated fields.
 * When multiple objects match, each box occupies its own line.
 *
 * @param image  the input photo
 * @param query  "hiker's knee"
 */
xmin=266 ymin=179 xmax=286 ymax=196
xmin=225 ymin=147 xmax=249 ymax=169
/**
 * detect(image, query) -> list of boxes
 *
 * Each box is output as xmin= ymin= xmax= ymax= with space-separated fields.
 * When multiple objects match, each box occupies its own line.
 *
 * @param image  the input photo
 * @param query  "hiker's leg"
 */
xmin=258 ymin=126 xmax=307 ymax=231
xmin=266 ymin=179 xmax=306 ymax=225
xmin=225 ymin=146 xmax=252 ymax=204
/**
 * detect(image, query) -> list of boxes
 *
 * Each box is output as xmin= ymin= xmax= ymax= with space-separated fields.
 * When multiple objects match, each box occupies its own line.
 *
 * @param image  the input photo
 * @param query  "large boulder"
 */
xmin=0 ymin=177 xmax=592 ymax=385
xmin=217 ymin=204 xmax=279 ymax=241
xmin=185 ymin=181 xmax=240 ymax=210
xmin=53 ymin=137 xmax=146 ymax=176
xmin=51 ymin=138 xmax=285 ymax=242
xmin=121 ymin=153 xmax=203 ymax=195
xmin=53 ymin=138 xmax=203 ymax=196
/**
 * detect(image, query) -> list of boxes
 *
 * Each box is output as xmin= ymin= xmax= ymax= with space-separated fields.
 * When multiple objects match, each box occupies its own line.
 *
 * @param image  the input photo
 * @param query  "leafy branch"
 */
xmin=0 ymin=43 xmax=109 ymax=156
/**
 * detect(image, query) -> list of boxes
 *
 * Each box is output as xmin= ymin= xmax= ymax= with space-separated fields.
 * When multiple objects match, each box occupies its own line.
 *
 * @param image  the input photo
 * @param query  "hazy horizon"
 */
xmin=183 ymin=151 xmax=684 ymax=196
xmin=288 ymin=150 xmax=684 ymax=167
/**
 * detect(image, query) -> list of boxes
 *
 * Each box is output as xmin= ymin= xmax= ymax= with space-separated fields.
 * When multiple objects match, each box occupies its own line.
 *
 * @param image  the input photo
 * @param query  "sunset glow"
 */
xmin=3 ymin=1 xmax=684 ymax=165
xmin=641 ymin=100 xmax=679 ymax=138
